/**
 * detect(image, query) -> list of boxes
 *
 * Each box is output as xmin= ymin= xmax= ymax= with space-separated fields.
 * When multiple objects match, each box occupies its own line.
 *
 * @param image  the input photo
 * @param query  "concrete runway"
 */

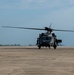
xmin=0 ymin=46 xmax=74 ymax=75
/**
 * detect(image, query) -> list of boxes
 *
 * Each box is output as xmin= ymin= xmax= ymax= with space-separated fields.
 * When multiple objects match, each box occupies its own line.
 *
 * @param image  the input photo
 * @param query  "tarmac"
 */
xmin=0 ymin=46 xmax=74 ymax=75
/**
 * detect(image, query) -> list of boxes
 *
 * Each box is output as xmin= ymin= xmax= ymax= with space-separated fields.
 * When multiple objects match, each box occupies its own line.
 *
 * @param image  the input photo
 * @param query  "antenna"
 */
xmin=49 ymin=23 xmax=52 ymax=28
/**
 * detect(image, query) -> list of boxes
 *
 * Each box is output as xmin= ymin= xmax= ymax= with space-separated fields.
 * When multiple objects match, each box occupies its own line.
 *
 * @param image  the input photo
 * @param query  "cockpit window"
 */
xmin=41 ymin=36 xmax=52 ymax=40
xmin=46 ymin=37 xmax=49 ymax=40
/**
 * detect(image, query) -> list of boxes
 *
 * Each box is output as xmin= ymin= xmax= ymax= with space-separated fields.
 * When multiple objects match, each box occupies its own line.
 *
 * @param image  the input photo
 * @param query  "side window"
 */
xmin=46 ymin=37 xmax=49 ymax=40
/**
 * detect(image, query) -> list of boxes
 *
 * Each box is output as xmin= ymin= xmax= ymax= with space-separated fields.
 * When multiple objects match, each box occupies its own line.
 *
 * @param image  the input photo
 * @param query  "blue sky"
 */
xmin=0 ymin=0 xmax=74 ymax=46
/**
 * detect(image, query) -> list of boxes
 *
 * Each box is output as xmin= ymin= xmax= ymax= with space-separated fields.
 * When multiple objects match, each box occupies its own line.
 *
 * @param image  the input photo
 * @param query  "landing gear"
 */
xmin=53 ymin=45 xmax=56 ymax=49
xmin=53 ymin=43 xmax=57 ymax=49
xmin=38 ymin=45 xmax=41 ymax=49
xmin=49 ymin=45 xmax=50 ymax=49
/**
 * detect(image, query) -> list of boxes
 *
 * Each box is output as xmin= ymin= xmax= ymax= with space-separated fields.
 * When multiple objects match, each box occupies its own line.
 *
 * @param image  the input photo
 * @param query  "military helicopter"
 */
xmin=2 ymin=25 xmax=74 ymax=49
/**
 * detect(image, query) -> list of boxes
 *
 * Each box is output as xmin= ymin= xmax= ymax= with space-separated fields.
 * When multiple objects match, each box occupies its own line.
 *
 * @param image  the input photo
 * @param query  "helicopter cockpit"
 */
xmin=37 ymin=33 xmax=57 ymax=49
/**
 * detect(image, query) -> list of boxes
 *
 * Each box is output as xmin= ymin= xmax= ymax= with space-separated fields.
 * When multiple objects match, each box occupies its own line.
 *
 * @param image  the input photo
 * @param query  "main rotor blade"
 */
xmin=2 ymin=26 xmax=45 ymax=30
xmin=52 ymin=29 xmax=74 ymax=32
xmin=2 ymin=26 xmax=74 ymax=32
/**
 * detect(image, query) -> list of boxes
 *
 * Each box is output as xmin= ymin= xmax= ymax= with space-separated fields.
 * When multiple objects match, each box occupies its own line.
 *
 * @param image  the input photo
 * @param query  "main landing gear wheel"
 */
xmin=38 ymin=45 xmax=41 ymax=49
xmin=53 ymin=44 xmax=56 ymax=49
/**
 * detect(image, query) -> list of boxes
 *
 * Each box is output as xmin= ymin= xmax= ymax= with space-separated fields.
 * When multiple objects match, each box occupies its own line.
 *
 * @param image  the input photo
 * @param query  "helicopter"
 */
xmin=2 ymin=25 xmax=74 ymax=49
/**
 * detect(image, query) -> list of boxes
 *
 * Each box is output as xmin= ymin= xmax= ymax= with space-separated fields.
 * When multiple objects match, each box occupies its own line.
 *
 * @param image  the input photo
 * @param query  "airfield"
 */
xmin=0 ymin=46 xmax=74 ymax=75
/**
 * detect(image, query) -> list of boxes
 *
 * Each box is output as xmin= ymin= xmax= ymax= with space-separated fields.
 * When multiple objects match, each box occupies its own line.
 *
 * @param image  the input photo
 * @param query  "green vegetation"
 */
xmin=0 ymin=44 xmax=20 ymax=46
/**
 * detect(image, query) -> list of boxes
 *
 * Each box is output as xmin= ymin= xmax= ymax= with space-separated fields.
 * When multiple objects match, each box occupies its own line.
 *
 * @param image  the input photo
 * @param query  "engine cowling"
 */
xmin=56 ymin=39 xmax=62 ymax=43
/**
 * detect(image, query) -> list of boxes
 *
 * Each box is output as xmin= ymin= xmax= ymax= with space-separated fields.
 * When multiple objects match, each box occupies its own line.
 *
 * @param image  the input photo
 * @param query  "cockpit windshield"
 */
xmin=41 ymin=36 xmax=52 ymax=41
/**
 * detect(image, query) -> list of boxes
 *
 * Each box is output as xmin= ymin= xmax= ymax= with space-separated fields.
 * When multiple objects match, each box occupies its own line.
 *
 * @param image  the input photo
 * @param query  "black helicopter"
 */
xmin=2 ymin=25 xmax=74 ymax=49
